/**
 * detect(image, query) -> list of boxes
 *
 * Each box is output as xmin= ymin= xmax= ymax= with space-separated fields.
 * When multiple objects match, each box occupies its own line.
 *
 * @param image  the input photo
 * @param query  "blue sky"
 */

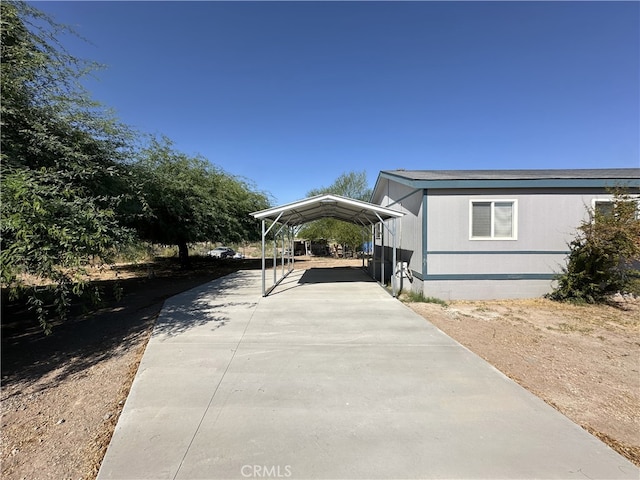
xmin=33 ymin=1 xmax=639 ymax=205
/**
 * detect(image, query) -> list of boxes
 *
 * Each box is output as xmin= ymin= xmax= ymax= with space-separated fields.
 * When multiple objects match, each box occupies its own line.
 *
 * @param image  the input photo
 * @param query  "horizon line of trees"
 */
xmin=1 ymin=1 xmax=270 ymax=332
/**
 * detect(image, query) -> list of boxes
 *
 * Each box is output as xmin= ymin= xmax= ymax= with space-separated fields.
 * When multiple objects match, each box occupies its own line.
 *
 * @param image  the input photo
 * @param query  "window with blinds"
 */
xmin=592 ymin=199 xmax=640 ymax=221
xmin=470 ymin=200 xmax=517 ymax=239
xmin=593 ymin=200 xmax=614 ymax=218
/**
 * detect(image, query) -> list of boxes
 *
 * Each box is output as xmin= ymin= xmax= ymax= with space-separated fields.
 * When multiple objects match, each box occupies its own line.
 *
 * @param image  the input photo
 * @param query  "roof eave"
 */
xmin=375 ymin=171 xmax=640 ymax=190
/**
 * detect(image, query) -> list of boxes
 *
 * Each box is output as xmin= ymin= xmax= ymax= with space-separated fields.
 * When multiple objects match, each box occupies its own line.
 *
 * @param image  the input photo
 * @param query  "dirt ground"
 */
xmin=1 ymin=256 xmax=638 ymax=480
xmin=406 ymin=296 xmax=640 ymax=466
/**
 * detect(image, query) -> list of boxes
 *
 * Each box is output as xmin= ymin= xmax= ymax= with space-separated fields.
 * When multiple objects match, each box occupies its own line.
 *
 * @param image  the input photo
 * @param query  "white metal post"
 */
xmin=291 ymin=226 xmax=295 ymax=269
xmin=392 ymin=217 xmax=397 ymax=297
xmin=361 ymin=229 xmax=365 ymax=269
xmin=371 ymin=223 xmax=376 ymax=281
xmin=398 ymin=217 xmax=403 ymax=294
xmin=261 ymin=219 xmax=266 ymax=297
xmin=273 ymin=234 xmax=277 ymax=285
xmin=381 ymin=221 xmax=385 ymax=289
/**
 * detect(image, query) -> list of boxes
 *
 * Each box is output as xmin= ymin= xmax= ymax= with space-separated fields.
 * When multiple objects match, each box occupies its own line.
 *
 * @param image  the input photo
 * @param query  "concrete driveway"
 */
xmin=97 ymin=267 xmax=638 ymax=479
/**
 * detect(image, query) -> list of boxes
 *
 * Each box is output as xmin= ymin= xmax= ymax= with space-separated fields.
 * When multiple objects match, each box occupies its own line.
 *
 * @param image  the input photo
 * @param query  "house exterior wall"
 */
xmin=424 ymin=278 xmax=555 ymax=300
xmin=424 ymin=187 xmax=619 ymax=299
xmin=427 ymin=188 xmax=633 ymax=299
xmin=426 ymin=188 xmax=608 ymax=251
xmin=371 ymin=179 xmax=422 ymax=290
xmin=373 ymin=175 xmax=639 ymax=299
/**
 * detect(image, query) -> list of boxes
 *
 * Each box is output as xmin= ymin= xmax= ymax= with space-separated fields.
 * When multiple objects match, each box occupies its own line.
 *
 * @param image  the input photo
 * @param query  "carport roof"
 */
xmin=251 ymin=194 xmax=403 ymax=226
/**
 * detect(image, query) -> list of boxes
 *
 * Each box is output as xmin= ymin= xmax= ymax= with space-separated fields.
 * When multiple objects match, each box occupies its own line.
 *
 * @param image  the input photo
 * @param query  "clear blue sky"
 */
xmin=32 ymin=1 xmax=639 ymax=205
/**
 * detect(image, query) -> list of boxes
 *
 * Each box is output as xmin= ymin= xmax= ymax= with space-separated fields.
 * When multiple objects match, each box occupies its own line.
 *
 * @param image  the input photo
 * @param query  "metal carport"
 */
xmin=250 ymin=194 xmax=404 ymax=297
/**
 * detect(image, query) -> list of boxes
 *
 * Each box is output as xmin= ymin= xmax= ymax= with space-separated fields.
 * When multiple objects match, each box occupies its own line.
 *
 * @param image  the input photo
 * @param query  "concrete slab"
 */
xmin=98 ymin=267 xmax=639 ymax=480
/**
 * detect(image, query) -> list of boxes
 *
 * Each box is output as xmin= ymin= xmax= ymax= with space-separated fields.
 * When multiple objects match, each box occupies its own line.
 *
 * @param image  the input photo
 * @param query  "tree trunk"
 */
xmin=178 ymin=241 xmax=190 ymax=269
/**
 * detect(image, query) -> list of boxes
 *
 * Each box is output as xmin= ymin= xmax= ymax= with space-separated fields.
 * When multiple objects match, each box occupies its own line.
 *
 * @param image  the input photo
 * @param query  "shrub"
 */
xmin=547 ymin=190 xmax=640 ymax=303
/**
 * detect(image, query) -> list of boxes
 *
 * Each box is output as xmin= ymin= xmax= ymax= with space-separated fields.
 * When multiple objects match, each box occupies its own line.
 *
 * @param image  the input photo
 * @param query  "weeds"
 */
xmin=402 ymin=290 xmax=448 ymax=306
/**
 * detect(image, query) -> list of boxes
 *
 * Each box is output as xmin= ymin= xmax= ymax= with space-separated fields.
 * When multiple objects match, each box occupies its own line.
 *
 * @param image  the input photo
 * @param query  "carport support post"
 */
xmin=392 ymin=217 xmax=397 ymax=297
xmin=381 ymin=221 xmax=385 ymax=290
xmin=375 ymin=214 xmax=398 ymax=297
xmin=261 ymin=219 xmax=266 ymax=296
xmin=291 ymin=226 xmax=295 ymax=269
xmin=371 ymin=223 xmax=377 ymax=282
xmin=281 ymin=231 xmax=285 ymax=278
xmin=370 ymin=223 xmax=375 ymax=278
xmin=273 ymin=233 xmax=277 ymax=286
xmin=397 ymin=217 xmax=403 ymax=294
xmin=259 ymin=211 xmax=284 ymax=297
xmin=289 ymin=226 xmax=295 ymax=269
xmin=361 ymin=229 xmax=365 ymax=269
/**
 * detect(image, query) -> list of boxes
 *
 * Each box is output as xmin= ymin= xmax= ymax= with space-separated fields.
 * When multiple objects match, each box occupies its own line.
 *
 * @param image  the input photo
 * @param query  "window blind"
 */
xmin=494 ymin=202 xmax=513 ymax=237
xmin=472 ymin=202 xmax=491 ymax=237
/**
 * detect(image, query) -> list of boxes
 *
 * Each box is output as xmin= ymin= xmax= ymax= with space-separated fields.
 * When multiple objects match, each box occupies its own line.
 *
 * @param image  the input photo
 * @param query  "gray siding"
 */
xmin=422 ymin=188 xmax=617 ymax=299
xmin=372 ymin=168 xmax=639 ymax=300
xmin=427 ymin=253 xmax=566 ymax=275
xmin=422 ymin=279 xmax=556 ymax=300
xmin=370 ymin=179 xmax=423 ymax=290
xmin=426 ymin=188 xmax=611 ymax=252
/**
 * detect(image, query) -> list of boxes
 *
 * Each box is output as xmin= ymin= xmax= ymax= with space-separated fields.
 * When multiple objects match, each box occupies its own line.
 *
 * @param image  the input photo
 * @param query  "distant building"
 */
xmin=371 ymin=169 xmax=640 ymax=300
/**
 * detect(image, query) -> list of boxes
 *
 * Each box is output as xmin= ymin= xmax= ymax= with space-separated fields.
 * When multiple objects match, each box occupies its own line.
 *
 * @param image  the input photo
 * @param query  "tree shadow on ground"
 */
xmin=151 ymin=273 xmax=259 ymax=338
xmin=1 ymin=258 xmax=264 ymax=391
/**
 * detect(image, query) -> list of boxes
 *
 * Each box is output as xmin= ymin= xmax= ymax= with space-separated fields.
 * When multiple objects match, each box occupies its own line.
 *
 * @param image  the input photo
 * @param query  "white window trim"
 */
xmin=469 ymin=199 xmax=518 ymax=241
xmin=591 ymin=198 xmax=612 ymax=208
xmin=591 ymin=198 xmax=612 ymax=221
xmin=591 ymin=197 xmax=640 ymax=220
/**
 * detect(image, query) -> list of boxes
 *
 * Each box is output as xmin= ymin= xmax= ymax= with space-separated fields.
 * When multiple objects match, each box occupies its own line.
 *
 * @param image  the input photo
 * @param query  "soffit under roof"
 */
xmin=251 ymin=194 xmax=403 ymax=227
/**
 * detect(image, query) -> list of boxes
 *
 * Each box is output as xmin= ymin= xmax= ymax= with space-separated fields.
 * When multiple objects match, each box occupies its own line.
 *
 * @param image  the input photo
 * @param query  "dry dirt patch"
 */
xmin=407 ymin=297 xmax=640 ymax=465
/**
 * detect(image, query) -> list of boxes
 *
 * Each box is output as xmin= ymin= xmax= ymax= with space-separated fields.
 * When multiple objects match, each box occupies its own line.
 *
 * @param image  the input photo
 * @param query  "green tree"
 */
xmin=309 ymin=171 xmax=372 ymax=201
xmin=298 ymin=171 xmax=372 ymax=254
xmin=547 ymin=190 xmax=640 ymax=303
xmin=132 ymin=137 xmax=269 ymax=266
xmin=1 ymin=1 xmax=138 ymax=332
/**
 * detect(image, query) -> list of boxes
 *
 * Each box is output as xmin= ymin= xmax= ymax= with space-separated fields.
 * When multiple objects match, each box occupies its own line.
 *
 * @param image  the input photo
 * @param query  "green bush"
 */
xmin=547 ymin=190 xmax=640 ymax=303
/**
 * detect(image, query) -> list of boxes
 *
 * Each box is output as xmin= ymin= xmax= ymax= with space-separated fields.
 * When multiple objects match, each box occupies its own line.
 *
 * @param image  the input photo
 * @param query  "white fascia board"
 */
xmin=250 ymin=194 xmax=403 ymax=223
